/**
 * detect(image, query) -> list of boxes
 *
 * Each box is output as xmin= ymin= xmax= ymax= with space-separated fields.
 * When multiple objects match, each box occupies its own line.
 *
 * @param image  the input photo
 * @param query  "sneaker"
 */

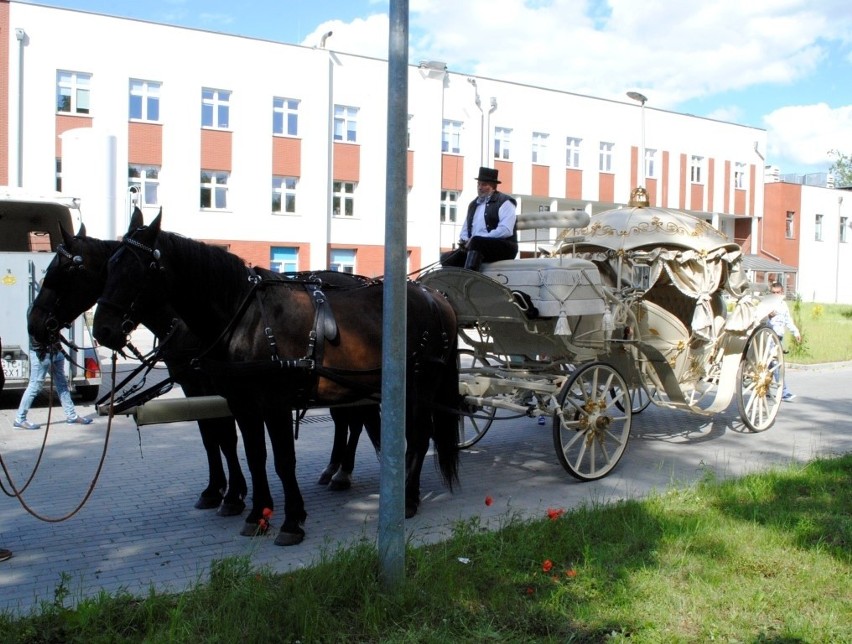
xmin=13 ymin=420 xmax=41 ymax=430
xmin=782 ymin=393 xmax=796 ymax=402
xmin=537 ymin=415 xmax=547 ymax=426
xmin=67 ymin=416 xmax=93 ymax=425
xmin=0 ymin=548 xmax=12 ymax=562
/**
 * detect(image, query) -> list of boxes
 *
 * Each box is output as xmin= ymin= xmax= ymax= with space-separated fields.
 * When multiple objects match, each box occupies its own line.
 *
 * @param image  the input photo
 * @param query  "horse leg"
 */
xmin=194 ymin=418 xmax=227 ymax=509
xmin=403 ymin=399 xmax=431 ymax=519
xmin=231 ymin=411 xmax=275 ymax=537
xmin=320 ymin=407 xmax=349 ymax=485
xmin=329 ymin=412 xmax=362 ymax=491
xmin=363 ymin=403 xmax=381 ymax=455
xmin=265 ymin=405 xmax=307 ymax=546
xmin=215 ymin=416 xmax=248 ymax=517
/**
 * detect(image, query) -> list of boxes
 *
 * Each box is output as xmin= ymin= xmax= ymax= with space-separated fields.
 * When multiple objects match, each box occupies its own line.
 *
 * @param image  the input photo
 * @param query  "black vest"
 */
xmin=465 ymin=192 xmax=518 ymax=242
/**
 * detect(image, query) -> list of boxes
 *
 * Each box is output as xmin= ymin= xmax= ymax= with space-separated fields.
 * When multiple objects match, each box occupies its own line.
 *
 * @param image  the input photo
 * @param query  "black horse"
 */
xmin=28 ymin=216 xmax=247 ymax=516
xmin=93 ymin=213 xmax=460 ymax=545
xmin=322 ymin=405 xmax=381 ymax=490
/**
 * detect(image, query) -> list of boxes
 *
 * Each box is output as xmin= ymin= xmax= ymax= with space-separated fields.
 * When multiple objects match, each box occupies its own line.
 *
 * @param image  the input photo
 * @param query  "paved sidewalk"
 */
xmin=1 ymin=363 xmax=850 ymax=617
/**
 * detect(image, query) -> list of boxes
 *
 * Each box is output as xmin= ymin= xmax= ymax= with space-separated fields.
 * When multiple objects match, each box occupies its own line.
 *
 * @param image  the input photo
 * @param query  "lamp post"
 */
xmin=320 ymin=31 xmax=334 ymax=269
xmin=626 ymin=91 xmax=648 ymax=188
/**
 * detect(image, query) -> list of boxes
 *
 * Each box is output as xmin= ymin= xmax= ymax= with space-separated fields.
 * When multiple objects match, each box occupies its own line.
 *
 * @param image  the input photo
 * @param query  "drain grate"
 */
xmin=297 ymin=414 xmax=332 ymax=425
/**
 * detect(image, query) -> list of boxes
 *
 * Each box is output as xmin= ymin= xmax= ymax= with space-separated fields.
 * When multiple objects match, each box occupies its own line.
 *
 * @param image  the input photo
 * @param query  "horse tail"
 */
xmin=431 ymin=325 xmax=461 ymax=491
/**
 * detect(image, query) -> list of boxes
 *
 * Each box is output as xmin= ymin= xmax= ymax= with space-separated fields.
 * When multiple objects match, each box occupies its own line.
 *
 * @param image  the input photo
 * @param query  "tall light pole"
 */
xmin=320 ymin=31 xmax=334 ymax=269
xmin=626 ymin=91 xmax=648 ymax=189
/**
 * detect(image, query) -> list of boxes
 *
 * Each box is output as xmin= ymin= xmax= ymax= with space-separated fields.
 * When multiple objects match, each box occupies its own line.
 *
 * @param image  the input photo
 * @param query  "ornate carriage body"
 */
xmin=420 ymin=190 xmax=782 ymax=480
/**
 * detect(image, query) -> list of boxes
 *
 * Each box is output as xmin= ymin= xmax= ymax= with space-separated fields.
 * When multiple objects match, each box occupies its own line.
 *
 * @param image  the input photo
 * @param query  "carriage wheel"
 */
xmin=553 ymin=362 xmax=632 ymax=481
xmin=456 ymin=349 xmax=496 ymax=448
xmin=611 ymin=383 xmax=656 ymax=414
xmin=736 ymin=326 xmax=784 ymax=432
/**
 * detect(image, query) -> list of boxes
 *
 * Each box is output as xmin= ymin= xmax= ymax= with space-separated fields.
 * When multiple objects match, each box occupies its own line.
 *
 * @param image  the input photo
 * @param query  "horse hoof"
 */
xmin=240 ymin=521 xmax=268 ymax=537
xmin=194 ymin=493 xmax=223 ymax=510
xmin=317 ymin=463 xmax=339 ymax=486
xmin=328 ymin=471 xmax=352 ymax=491
xmin=217 ymin=499 xmax=246 ymax=517
xmin=274 ymin=529 xmax=305 ymax=546
xmin=405 ymin=501 xmax=419 ymax=519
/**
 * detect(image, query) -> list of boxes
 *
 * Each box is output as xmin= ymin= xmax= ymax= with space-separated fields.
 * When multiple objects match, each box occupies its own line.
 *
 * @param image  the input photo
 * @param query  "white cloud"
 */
xmin=765 ymin=103 xmax=852 ymax=170
xmin=300 ymin=14 xmax=390 ymax=58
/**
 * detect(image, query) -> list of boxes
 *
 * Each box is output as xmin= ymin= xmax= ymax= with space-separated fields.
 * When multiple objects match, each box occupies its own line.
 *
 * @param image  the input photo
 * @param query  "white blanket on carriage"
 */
xmin=480 ymin=257 xmax=606 ymax=318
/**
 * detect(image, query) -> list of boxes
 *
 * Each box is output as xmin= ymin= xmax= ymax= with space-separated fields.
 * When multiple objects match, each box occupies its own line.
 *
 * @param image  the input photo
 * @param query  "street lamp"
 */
xmin=626 ymin=91 xmax=648 ymax=189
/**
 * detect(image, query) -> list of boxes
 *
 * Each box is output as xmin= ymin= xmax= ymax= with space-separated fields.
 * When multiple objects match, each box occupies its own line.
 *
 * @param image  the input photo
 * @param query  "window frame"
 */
xmin=690 ymin=155 xmax=705 ymax=184
xmin=598 ymin=141 xmax=614 ymax=173
xmin=272 ymin=97 xmax=299 ymax=136
xmin=332 ymin=180 xmax=356 ymax=217
xmin=440 ymin=190 xmax=459 ymax=223
xmin=128 ymin=164 xmax=161 ymax=207
xmin=734 ymin=161 xmax=746 ymax=190
xmin=56 ymin=70 xmax=91 ymax=115
xmin=333 ymin=105 xmax=358 ymax=143
xmin=494 ymin=126 xmax=512 ymax=161
xmin=566 ymin=137 xmax=582 ymax=169
xmin=330 ymin=249 xmax=356 ymax=274
xmin=129 ymin=79 xmax=161 ymax=122
xmin=841 ymin=217 xmax=849 ymax=244
xmin=270 ymin=246 xmax=299 ymax=273
xmin=532 ymin=132 xmax=549 ymax=165
xmin=442 ymin=120 xmax=462 ymax=154
xmin=645 ymin=148 xmax=657 ymax=179
xmin=272 ymin=175 xmax=298 ymax=215
xmin=815 ymin=213 xmax=823 ymax=242
xmin=785 ymin=211 xmax=795 ymax=239
xmin=201 ymin=88 xmax=231 ymax=129
xmin=200 ymin=170 xmax=230 ymax=210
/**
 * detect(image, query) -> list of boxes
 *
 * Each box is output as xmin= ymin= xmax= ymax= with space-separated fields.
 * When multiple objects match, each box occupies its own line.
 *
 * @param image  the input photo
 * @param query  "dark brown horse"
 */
xmin=92 ymin=213 xmax=460 ymax=545
xmin=27 ymin=216 xmax=248 ymax=516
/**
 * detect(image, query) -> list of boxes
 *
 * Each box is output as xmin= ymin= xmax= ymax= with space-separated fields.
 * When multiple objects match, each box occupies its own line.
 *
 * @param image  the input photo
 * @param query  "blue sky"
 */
xmin=25 ymin=0 xmax=852 ymax=177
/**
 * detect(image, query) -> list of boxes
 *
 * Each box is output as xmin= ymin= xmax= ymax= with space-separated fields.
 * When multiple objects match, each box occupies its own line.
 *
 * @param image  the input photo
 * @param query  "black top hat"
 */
xmin=474 ymin=166 xmax=501 ymax=184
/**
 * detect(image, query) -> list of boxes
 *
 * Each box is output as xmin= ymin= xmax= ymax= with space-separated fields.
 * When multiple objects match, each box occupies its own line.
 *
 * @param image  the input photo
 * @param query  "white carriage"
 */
xmin=419 ymin=188 xmax=783 ymax=481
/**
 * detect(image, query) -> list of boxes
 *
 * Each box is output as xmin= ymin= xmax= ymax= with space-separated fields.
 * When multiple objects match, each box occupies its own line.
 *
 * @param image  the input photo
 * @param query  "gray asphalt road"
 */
xmin=1 ymin=361 xmax=850 ymax=617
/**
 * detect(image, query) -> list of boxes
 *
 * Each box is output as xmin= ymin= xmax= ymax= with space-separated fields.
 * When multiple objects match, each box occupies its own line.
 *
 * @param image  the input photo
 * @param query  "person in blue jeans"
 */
xmin=764 ymin=282 xmax=801 ymax=402
xmin=13 ymin=337 xmax=92 ymax=429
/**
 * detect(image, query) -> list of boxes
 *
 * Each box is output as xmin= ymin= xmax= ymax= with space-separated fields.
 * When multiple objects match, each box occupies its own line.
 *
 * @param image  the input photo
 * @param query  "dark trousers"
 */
xmin=441 ymin=236 xmax=518 ymax=267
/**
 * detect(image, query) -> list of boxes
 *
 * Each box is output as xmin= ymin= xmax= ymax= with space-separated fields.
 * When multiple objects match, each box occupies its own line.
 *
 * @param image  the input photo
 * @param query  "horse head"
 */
xmin=28 ymin=221 xmax=121 ymax=345
xmin=93 ymin=209 xmax=166 ymax=350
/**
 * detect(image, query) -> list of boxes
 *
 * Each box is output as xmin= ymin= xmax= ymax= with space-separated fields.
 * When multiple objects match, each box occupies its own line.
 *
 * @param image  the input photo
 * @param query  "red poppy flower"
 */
xmin=546 ymin=507 xmax=565 ymax=520
xmin=541 ymin=559 xmax=553 ymax=572
xmin=484 ymin=496 xmax=493 ymax=506
xmin=565 ymin=569 xmax=577 ymax=578
xmin=262 ymin=507 xmax=273 ymax=518
xmin=526 ymin=587 xmax=534 ymax=595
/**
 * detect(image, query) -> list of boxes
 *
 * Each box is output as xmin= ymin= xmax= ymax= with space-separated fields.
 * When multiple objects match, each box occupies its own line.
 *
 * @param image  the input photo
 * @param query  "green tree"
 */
xmin=828 ymin=149 xmax=852 ymax=187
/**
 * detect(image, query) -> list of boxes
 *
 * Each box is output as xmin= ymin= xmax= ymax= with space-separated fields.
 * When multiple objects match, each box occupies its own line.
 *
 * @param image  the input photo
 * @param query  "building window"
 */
xmin=599 ymin=142 xmax=614 ymax=172
xmin=494 ymin=127 xmax=512 ymax=160
xmin=440 ymin=190 xmax=459 ymax=223
xmin=785 ymin=211 xmax=795 ymax=239
xmin=442 ymin=120 xmax=462 ymax=154
xmin=55 ymin=158 xmax=62 ymax=192
xmin=273 ymin=97 xmax=299 ymax=136
xmin=270 ymin=247 xmax=298 ymax=273
xmin=272 ymin=176 xmax=297 ymax=214
xmin=566 ymin=137 xmax=582 ymax=169
xmin=333 ymin=105 xmax=358 ymax=142
xmin=200 ymin=171 xmax=229 ymax=209
xmin=56 ymin=71 xmax=91 ymax=114
xmin=330 ymin=249 xmax=356 ymax=274
xmin=532 ymin=132 xmax=548 ymax=164
xmin=645 ymin=149 xmax=657 ymax=179
xmin=841 ymin=217 xmax=849 ymax=243
xmin=333 ymin=181 xmax=356 ymax=217
xmin=734 ymin=161 xmax=746 ymax=189
xmin=690 ymin=155 xmax=704 ymax=183
xmin=129 ymin=79 xmax=160 ymax=122
xmin=202 ymin=88 xmax=230 ymax=129
xmin=815 ymin=213 xmax=823 ymax=241
xmin=128 ymin=165 xmax=160 ymax=206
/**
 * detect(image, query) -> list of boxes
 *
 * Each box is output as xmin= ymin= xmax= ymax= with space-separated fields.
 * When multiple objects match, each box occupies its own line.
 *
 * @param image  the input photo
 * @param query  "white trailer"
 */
xmin=0 ymin=189 xmax=103 ymax=400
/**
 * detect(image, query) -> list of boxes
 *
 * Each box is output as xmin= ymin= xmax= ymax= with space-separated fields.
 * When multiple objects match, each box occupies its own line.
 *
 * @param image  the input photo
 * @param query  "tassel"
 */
xmin=554 ymin=311 xmax=571 ymax=336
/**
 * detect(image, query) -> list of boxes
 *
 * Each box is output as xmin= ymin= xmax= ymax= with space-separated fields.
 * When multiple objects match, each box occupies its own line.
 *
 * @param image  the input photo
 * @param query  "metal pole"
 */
xmin=379 ymin=0 xmax=408 ymax=589
xmin=321 ymin=32 xmax=334 ymax=269
xmin=15 ymin=29 xmax=26 ymax=188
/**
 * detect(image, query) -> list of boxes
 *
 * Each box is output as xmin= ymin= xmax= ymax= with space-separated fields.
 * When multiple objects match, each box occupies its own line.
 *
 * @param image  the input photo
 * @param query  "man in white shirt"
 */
xmin=762 ymin=282 xmax=802 ymax=402
xmin=441 ymin=167 xmax=518 ymax=272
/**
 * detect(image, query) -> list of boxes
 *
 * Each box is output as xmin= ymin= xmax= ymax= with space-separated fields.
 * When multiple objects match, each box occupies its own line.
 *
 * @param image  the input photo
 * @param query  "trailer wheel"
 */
xmin=736 ymin=326 xmax=783 ymax=432
xmin=553 ymin=362 xmax=631 ymax=481
xmin=457 ymin=349 xmax=496 ymax=448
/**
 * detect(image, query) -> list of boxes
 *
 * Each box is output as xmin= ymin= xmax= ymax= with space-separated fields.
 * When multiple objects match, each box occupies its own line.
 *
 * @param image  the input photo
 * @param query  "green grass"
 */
xmin=2 ymin=455 xmax=850 ymax=643
xmin=784 ymin=301 xmax=852 ymax=364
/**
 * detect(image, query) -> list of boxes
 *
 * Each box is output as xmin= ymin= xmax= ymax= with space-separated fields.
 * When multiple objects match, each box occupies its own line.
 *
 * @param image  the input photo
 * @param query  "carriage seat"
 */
xmin=480 ymin=257 xmax=606 ymax=318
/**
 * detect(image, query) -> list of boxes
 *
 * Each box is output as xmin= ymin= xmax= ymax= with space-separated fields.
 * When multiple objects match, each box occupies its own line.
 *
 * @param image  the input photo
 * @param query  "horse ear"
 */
xmin=129 ymin=206 xmax=144 ymax=232
xmin=76 ymin=222 xmax=87 ymax=237
xmin=149 ymin=210 xmax=163 ymax=234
